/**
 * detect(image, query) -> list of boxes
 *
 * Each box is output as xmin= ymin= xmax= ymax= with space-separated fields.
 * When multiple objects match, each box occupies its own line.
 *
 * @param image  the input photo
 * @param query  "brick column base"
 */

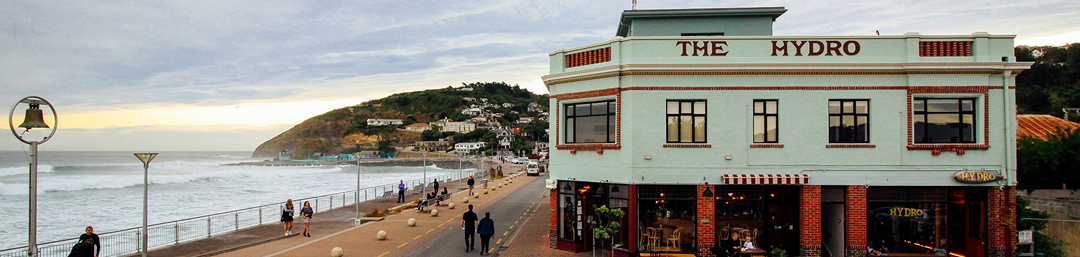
xmin=696 ymin=185 xmax=716 ymax=257
xmin=801 ymin=244 xmax=822 ymax=257
xmin=550 ymin=189 xmax=559 ymax=249
xmin=696 ymin=244 xmax=715 ymax=257
xmin=846 ymin=245 xmax=867 ymax=257
xmin=990 ymin=246 xmax=1007 ymax=257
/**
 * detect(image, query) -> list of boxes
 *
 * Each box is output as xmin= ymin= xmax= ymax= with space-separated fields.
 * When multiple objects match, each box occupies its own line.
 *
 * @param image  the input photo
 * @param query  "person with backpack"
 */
xmin=281 ymin=199 xmax=295 ymax=236
xmin=67 ymin=237 xmax=94 ymax=257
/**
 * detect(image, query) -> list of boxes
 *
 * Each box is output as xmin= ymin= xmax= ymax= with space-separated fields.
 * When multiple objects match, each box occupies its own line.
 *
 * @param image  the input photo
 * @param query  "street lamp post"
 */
xmin=352 ymin=153 xmax=362 ymax=218
xmin=422 ymin=153 xmax=427 ymax=197
xmin=134 ymin=153 xmax=158 ymax=257
xmin=8 ymin=96 xmax=57 ymax=257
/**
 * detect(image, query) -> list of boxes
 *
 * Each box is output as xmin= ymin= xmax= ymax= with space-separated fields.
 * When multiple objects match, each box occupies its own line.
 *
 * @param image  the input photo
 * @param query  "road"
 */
xmin=405 ymin=172 xmax=548 ymax=257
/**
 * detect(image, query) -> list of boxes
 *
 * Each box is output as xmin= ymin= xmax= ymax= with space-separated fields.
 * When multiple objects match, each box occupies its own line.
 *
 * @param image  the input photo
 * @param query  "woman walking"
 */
xmin=282 ymin=199 xmax=295 ymax=236
xmin=300 ymin=201 xmax=314 ymax=237
xmin=477 ymin=212 xmax=495 ymax=255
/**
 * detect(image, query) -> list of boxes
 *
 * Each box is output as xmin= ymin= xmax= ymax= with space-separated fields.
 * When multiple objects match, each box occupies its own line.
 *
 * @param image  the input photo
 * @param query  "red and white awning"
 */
xmin=722 ymin=174 xmax=809 ymax=185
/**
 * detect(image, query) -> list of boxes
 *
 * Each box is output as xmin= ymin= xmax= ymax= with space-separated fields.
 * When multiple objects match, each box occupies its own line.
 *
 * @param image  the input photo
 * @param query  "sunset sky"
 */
xmin=3 ymin=0 xmax=1079 ymax=152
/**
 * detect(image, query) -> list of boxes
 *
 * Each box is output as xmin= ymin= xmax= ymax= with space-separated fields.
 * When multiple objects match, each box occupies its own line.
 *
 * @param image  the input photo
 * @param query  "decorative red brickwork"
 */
xmin=565 ymin=47 xmax=611 ymax=68
xmin=550 ymin=189 xmax=559 ymax=250
xmin=919 ymin=41 xmax=973 ymax=57
xmin=697 ymin=185 xmax=716 ymax=257
xmin=664 ymin=144 xmax=712 ymax=148
xmin=988 ymin=186 xmax=1017 ymax=257
xmin=826 ymin=144 xmax=876 ymax=148
xmin=906 ymin=144 xmax=990 ymax=155
xmin=749 ymin=144 xmax=784 ymax=148
xmin=846 ymin=186 xmax=867 ymax=257
xmin=628 ymin=185 xmax=638 ymax=254
xmin=800 ymin=185 xmax=823 ymax=257
xmin=553 ymin=89 xmax=622 ymax=151
xmin=907 ymin=88 xmax=994 ymax=155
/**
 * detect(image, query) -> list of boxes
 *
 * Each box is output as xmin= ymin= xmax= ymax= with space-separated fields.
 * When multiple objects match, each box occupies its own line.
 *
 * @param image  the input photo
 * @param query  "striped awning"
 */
xmin=723 ymin=174 xmax=809 ymax=185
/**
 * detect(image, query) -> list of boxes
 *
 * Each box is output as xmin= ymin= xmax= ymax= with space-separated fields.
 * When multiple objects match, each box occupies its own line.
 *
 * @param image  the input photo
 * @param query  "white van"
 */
xmin=526 ymin=161 xmax=540 ymax=176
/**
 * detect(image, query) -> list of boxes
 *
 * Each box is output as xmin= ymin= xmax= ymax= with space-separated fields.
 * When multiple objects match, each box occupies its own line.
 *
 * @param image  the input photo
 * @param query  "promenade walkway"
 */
xmin=211 ymin=166 xmax=539 ymax=257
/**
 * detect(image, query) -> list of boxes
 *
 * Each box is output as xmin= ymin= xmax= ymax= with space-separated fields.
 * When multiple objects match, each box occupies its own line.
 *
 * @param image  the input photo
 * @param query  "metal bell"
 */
xmin=18 ymin=104 xmax=50 ymax=130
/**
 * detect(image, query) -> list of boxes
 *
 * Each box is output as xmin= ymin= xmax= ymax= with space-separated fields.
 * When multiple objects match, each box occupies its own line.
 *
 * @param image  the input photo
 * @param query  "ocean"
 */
xmin=0 ymin=151 xmax=465 ymax=250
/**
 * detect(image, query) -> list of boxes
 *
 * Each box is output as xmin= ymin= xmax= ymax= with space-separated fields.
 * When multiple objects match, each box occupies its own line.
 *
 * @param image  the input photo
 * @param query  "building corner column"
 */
xmin=800 ymin=185 xmax=822 ymax=257
xmin=550 ymin=188 xmax=559 ymax=250
xmin=628 ymin=184 xmax=638 ymax=254
xmin=696 ymin=184 xmax=716 ymax=257
xmin=988 ymin=186 xmax=1015 ymax=257
xmin=846 ymin=186 xmax=867 ymax=257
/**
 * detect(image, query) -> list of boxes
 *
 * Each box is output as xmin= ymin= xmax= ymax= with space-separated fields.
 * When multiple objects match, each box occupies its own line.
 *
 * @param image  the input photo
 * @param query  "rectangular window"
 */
xmin=666 ymin=100 xmax=706 ymax=143
xmin=913 ymin=98 xmax=976 ymax=143
xmin=564 ymin=100 xmax=616 ymax=144
xmin=828 ymin=100 xmax=869 ymax=143
xmin=753 ymin=100 xmax=778 ymax=143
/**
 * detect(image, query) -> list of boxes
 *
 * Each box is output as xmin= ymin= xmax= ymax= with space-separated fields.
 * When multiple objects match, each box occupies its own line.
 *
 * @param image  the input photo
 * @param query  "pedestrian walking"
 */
xmin=397 ymin=180 xmax=406 ymax=203
xmin=467 ymin=176 xmax=475 ymax=195
xmin=67 ymin=237 xmax=94 ymax=257
xmin=78 ymin=226 xmax=100 ymax=257
xmin=425 ymin=178 xmax=434 ymax=194
xmin=477 ymin=212 xmax=495 ymax=255
xmin=300 ymin=201 xmax=313 ymax=237
xmin=281 ymin=199 xmax=295 ymax=236
xmin=461 ymin=204 xmax=479 ymax=252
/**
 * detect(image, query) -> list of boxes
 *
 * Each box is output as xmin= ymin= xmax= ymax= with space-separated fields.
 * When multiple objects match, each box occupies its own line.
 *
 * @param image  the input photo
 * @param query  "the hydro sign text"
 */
xmin=772 ymin=40 xmax=861 ymax=56
xmin=674 ymin=40 xmax=862 ymax=57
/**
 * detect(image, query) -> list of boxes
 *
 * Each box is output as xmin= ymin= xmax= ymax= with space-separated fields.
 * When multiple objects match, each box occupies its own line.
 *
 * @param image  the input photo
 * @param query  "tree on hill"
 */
xmin=1017 ymin=128 xmax=1080 ymax=190
xmin=1015 ymin=44 xmax=1080 ymax=120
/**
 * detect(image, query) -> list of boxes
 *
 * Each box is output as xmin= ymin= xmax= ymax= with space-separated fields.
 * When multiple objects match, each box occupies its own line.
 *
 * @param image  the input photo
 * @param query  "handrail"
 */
xmin=0 ymin=163 xmax=488 ymax=257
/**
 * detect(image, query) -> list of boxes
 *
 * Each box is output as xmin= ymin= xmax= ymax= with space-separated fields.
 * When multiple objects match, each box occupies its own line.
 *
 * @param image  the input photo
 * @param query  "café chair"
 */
xmin=718 ymin=229 xmax=730 ymax=240
xmin=666 ymin=229 xmax=681 ymax=251
xmin=646 ymin=227 xmax=661 ymax=249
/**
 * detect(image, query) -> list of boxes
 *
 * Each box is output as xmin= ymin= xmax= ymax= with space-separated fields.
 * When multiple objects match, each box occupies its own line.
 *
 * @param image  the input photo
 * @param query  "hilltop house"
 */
xmin=404 ymin=123 xmax=431 ymax=132
xmin=431 ymin=118 xmax=477 ymax=133
xmin=366 ymin=118 xmax=403 ymax=126
xmin=502 ymin=102 xmax=515 ymax=108
xmin=414 ymin=141 xmax=452 ymax=152
xmin=517 ymin=117 xmax=534 ymax=123
xmin=528 ymin=102 xmax=544 ymax=113
xmin=462 ymin=108 xmax=483 ymax=115
xmin=544 ymin=7 xmax=1030 ymax=257
xmin=454 ymin=142 xmax=487 ymax=154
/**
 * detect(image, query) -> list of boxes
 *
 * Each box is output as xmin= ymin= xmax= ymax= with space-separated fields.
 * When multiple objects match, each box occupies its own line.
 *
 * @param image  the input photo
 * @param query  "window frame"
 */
xmin=828 ymin=99 xmax=870 ymax=143
xmin=753 ymin=99 xmax=779 ymax=143
xmin=564 ymin=100 xmax=616 ymax=144
xmin=666 ymin=100 xmax=708 ymax=143
xmin=912 ymin=98 xmax=977 ymax=144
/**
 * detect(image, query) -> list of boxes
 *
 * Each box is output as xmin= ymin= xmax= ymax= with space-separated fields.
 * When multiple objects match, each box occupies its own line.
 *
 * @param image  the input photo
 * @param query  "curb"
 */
xmin=193 ymin=233 xmax=298 ymax=257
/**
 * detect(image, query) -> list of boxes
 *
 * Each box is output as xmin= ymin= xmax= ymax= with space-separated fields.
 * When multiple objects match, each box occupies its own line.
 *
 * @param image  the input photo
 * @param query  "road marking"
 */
xmin=497 ymin=238 xmax=503 ymax=244
xmin=508 ymin=225 xmax=514 ymax=230
xmin=414 ymin=235 xmax=422 ymax=240
xmin=378 ymin=252 xmax=390 ymax=257
xmin=447 ymin=218 xmax=454 ymax=222
xmin=490 ymin=247 xmax=495 ymax=253
xmin=515 ymin=220 xmax=519 ymax=224
xmin=438 ymin=223 xmax=445 ymax=227
xmin=397 ymin=243 xmax=408 ymax=248
xmin=503 ymin=231 xmax=508 ymax=236
xmin=426 ymin=229 xmax=434 ymax=233
xmin=523 ymin=212 xmax=527 ymax=215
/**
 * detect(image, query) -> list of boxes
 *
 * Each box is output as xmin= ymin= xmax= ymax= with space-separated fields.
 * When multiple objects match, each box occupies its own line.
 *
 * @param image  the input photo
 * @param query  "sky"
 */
xmin=2 ymin=0 xmax=1079 ymax=152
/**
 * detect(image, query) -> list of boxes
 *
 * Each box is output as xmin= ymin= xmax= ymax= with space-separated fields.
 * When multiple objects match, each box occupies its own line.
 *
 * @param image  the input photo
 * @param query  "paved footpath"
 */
xmin=213 ymin=167 xmax=542 ymax=257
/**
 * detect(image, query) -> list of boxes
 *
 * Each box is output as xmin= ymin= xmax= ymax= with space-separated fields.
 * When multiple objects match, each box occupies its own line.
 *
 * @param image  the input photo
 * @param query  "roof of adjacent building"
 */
xmin=616 ymin=7 xmax=787 ymax=37
xmin=1017 ymin=114 xmax=1080 ymax=140
xmin=405 ymin=123 xmax=430 ymax=127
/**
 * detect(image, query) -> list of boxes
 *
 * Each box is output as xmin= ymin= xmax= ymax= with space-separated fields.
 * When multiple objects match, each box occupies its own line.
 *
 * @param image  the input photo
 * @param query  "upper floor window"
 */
xmin=667 ymin=100 xmax=706 ymax=143
xmin=565 ymin=101 xmax=616 ymax=144
xmin=753 ymin=100 xmax=778 ymax=143
xmin=829 ymin=100 xmax=869 ymax=143
xmin=913 ymin=98 xmax=976 ymax=143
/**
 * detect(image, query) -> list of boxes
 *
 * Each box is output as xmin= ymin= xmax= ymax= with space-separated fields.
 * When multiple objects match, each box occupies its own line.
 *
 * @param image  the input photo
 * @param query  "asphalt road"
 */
xmin=404 ymin=172 xmax=548 ymax=257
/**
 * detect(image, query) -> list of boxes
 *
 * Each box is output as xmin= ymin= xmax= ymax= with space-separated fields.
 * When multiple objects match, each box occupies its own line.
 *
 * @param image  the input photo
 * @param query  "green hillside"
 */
xmin=252 ymin=82 xmax=549 ymax=158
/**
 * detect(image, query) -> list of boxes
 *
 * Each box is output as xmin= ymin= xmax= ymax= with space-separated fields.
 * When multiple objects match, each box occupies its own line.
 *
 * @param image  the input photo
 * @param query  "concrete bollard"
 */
xmin=463 ymin=197 xmax=470 ymax=203
xmin=431 ymin=209 xmax=439 ymax=216
xmin=377 ymin=230 xmax=387 ymax=240
xmin=483 ymin=189 xmax=488 ymax=194
xmin=474 ymin=193 xmax=480 ymax=198
xmin=491 ymin=186 xmax=496 ymax=191
xmin=449 ymin=202 xmax=456 ymax=209
xmin=331 ymin=247 xmax=344 ymax=257
xmin=408 ymin=218 xmax=417 ymax=227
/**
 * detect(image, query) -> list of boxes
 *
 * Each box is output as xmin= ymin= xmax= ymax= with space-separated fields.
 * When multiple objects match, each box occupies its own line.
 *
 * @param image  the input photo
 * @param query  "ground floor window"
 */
xmin=714 ymin=186 xmax=799 ymax=256
xmin=558 ymin=182 xmax=579 ymax=241
xmin=637 ymin=185 xmax=696 ymax=253
xmin=607 ymin=184 xmax=630 ymax=250
xmin=867 ymin=187 xmax=950 ymax=256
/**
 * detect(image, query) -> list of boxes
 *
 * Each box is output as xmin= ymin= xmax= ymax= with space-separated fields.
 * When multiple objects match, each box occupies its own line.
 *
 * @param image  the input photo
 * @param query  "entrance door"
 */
xmin=965 ymin=201 xmax=986 ymax=257
xmin=821 ymin=203 xmax=845 ymax=257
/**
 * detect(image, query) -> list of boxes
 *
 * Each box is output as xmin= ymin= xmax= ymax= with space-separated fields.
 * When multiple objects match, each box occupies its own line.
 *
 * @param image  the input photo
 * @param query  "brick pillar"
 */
xmin=550 ymin=188 xmax=559 ymax=249
xmin=628 ymin=184 xmax=638 ymax=253
xmin=988 ymin=186 xmax=1016 ymax=257
xmin=846 ymin=186 xmax=867 ymax=257
xmin=800 ymin=185 xmax=822 ymax=257
xmin=696 ymin=185 xmax=716 ymax=257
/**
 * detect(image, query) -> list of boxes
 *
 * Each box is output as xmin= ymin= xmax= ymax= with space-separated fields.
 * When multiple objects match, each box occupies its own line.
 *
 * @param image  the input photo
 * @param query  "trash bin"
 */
xmin=482 ymin=179 xmax=489 ymax=188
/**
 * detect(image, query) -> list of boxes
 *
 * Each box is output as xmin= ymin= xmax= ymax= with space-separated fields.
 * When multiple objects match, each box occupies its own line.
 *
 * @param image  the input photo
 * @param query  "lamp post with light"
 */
xmin=8 ymin=96 xmax=57 ymax=257
xmin=352 ymin=153 xmax=362 ymax=218
xmin=134 ymin=153 xmax=158 ymax=257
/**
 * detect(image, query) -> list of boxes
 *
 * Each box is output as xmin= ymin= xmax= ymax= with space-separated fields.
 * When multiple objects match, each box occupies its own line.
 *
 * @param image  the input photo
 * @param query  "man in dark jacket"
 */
xmin=477 ymin=212 xmax=495 ymax=255
xmin=68 ymin=237 xmax=94 ymax=257
xmin=78 ymin=226 xmax=100 ymax=257
xmin=433 ymin=179 xmax=440 ymax=196
xmin=461 ymin=204 xmax=479 ymax=252
xmin=467 ymin=176 xmax=475 ymax=195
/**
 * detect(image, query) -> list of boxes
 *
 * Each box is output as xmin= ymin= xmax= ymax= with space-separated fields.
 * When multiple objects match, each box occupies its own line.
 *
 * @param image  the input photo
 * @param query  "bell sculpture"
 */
xmin=18 ymin=103 xmax=49 ymax=130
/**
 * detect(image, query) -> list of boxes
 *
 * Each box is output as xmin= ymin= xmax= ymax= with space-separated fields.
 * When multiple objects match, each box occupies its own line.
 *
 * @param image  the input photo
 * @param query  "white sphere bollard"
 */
xmin=449 ymin=202 xmax=456 ymax=209
xmin=431 ymin=209 xmax=439 ymax=216
xmin=483 ymin=189 xmax=488 ymax=194
xmin=331 ymin=247 xmax=344 ymax=257
xmin=408 ymin=218 xmax=417 ymax=227
xmin=463 ymin=197 xmax=470 ymax=203
xmin=491 ymin=186 xmax=496 ymax=191
xmin=377 ymin=230 xmax=387 ymax=240
xmin=474 ymin=193 xmax=480 ymax=198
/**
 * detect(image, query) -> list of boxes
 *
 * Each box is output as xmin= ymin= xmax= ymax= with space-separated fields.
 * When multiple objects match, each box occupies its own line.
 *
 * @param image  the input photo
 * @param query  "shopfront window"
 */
xmin=607 ymin=184 xmax=630 ymax=250
xmin=868 ymin=187 xmax=948 ymax=255
xmin=637 ymin=186 xmax=696 ymax=252
xmin=714 ymin=186 xmax=799 ymax=256
xmin=559 ymin=182 xmax=578 ymax=241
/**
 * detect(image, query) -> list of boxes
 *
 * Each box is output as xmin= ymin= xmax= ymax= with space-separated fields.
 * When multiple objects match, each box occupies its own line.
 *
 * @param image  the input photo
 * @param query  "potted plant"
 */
xmin=591 ymin=205 xmax=626 ymax=257
xmin=769 ymin=246 xmax=788 ymax=257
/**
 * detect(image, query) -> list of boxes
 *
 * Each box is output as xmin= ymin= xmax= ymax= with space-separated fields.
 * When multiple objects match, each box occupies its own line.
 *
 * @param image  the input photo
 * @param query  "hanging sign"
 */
xmin=545 ymin=179 xmax=557 ymax=190
xmin=954 ymin=170 xmax=1004 ymax=184
xmin=1018 ymin=230 xmax=1033 ymax=245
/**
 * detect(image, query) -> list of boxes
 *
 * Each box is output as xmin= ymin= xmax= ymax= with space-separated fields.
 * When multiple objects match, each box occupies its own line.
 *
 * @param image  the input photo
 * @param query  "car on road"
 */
xmin=526 ymin=161 xmax=540 ymax=176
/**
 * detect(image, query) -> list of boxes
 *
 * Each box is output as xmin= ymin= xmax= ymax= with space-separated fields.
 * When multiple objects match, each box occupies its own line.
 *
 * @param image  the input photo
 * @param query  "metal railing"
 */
xmin=0 ymin=167 xmax=485 ymax=257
